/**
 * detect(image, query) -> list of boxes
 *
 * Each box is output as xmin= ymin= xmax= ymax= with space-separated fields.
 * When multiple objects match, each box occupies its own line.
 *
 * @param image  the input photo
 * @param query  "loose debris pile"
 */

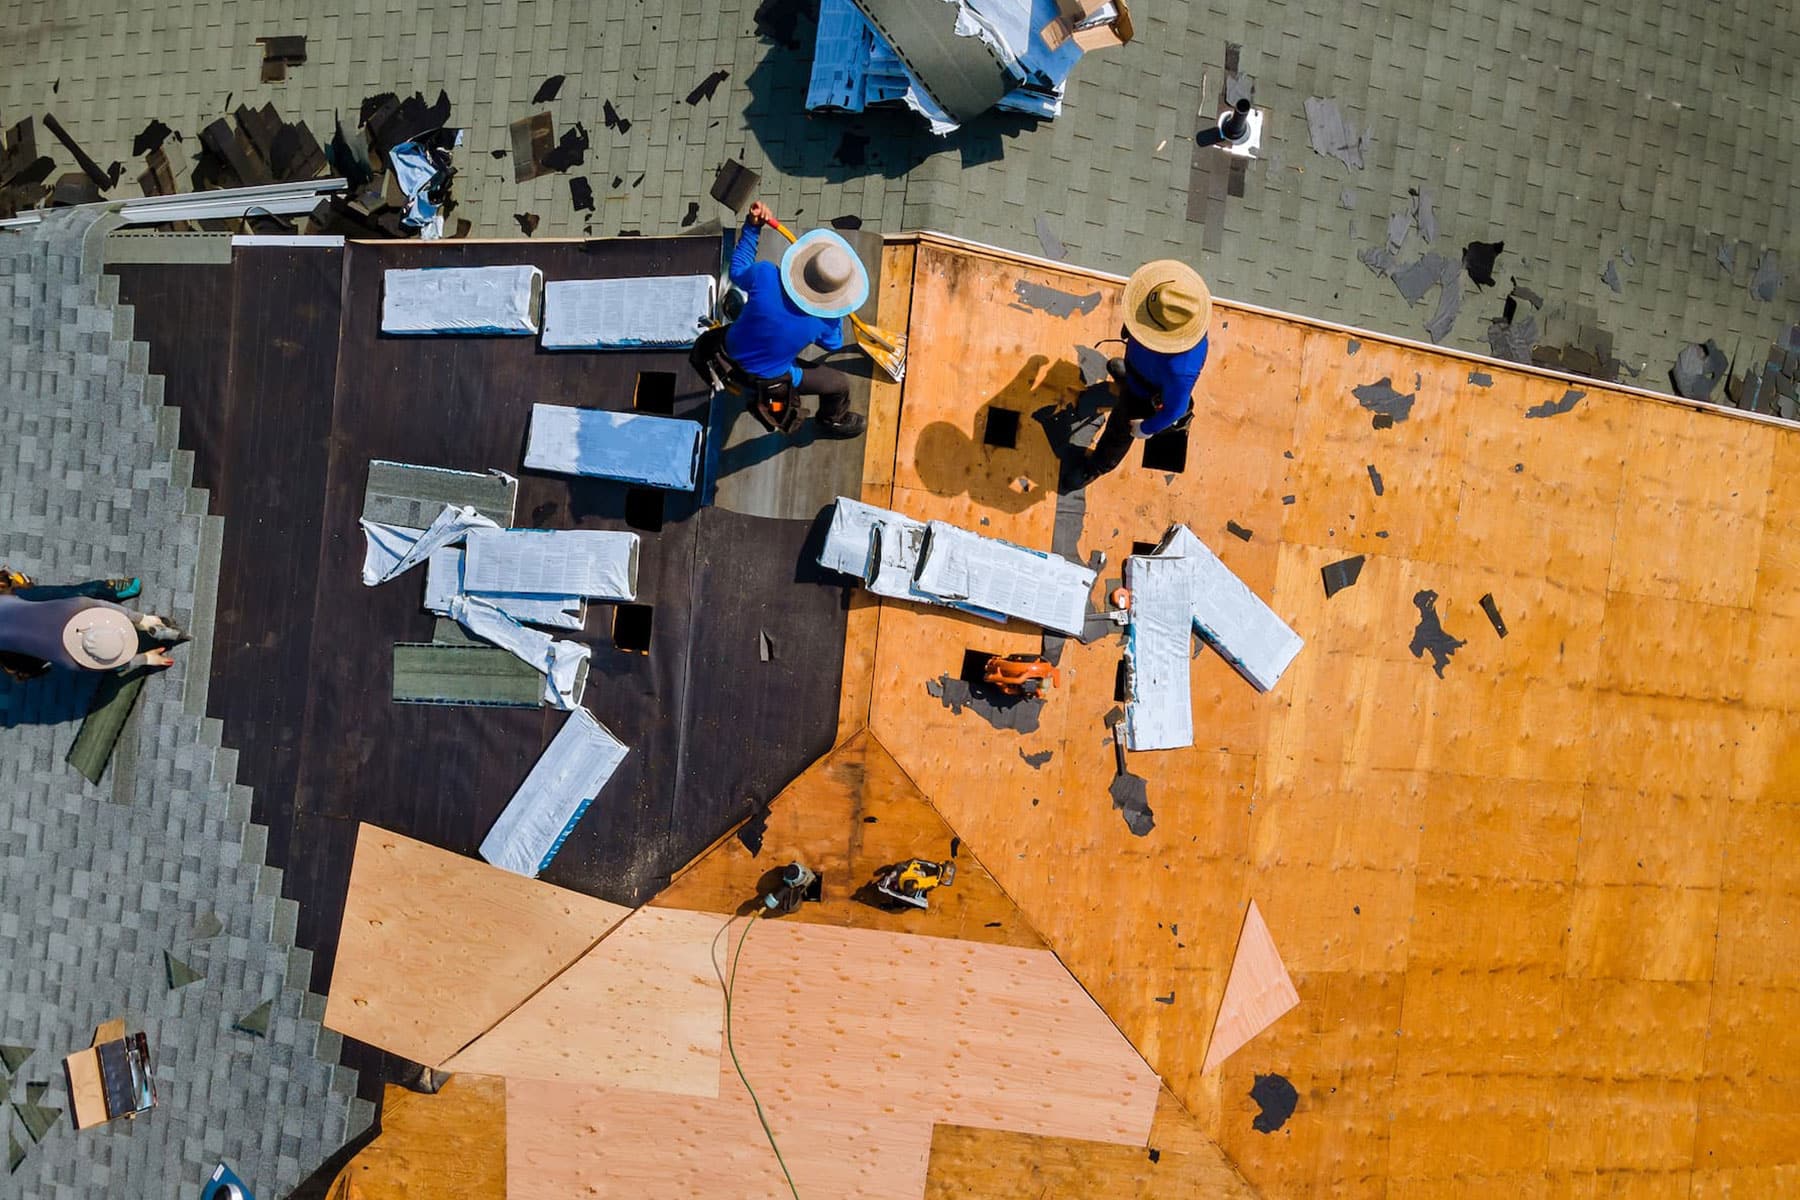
xmin=314 ymin=91 xmax=466 ymax=239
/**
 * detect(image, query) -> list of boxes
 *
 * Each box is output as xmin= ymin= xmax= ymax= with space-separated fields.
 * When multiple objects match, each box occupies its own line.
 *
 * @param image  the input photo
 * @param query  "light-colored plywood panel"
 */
xmin=860 ymin=242 xmax=917 ymax=502
xmin=323 ymin=824 xmax=629 ymax=1067
xmin=1564 ymin=884 xmax=1720 ymax=983
xmin=444 ymin=906 xmax=725 ymax=1093
xmin=923 ymin=1089 xmax=1261 ymax=1200
xmin=1201 ymin=900 xmax=1299 ymax=1074
xmin=328 ymin=1076 xmax=506 ymax=1200
xmin=1608 ymin=402 xmax=1774 ymax=608
xmin=653 ymin=730 xmax=1046 ymax=949
xmin=1597 ymin=593 xmax=1754 ymax=701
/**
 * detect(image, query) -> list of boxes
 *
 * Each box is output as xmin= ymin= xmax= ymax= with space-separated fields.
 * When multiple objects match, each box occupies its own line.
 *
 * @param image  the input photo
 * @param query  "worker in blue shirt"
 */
xmin=713 ymin=201 xmax=869 ymax=438
xmin=1076 ymin=260 xmax=1212 ymax=482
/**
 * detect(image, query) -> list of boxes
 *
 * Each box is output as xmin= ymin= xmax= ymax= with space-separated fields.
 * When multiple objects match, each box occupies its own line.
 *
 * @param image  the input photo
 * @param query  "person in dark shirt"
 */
xmin=718 ymin=201 xmax=869 ymax=438
xmin=1075 ymin=260 xmax=1212 ymax=483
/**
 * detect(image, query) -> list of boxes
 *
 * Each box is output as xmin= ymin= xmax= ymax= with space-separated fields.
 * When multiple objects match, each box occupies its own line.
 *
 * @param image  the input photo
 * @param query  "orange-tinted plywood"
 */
xmin=653 ymin=729 xmax=1047 ymax=949
xmin=443 ymin=905 xmax=726 ymax=1095
xmin=322 ymin=824 xmax=629 ymax=1066
xmin=327 ymin=1075 xmax=506 ymax=1200
xmin=859 ymin=235 xmax=1800 ymax=1197
xmin=923 ymin=1089 xmax=1259 ymax=1200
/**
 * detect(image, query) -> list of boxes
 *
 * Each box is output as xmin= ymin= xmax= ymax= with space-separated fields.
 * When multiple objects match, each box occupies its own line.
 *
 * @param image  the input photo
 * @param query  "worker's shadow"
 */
xmin=0 ymin=667 xmax=103 ymax=729
xmin=911 ymin=355 xmax=1098 ymax=514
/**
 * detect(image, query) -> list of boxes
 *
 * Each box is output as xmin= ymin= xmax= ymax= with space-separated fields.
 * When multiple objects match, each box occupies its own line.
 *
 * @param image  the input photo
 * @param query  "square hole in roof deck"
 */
xmin=624 ymin=487 xmax=664 ymax=532
xmin=634 ymin=371 xmax=677 ymax=414
xmin=1141 ymin=427 xmax=1189 ymax=473
xmin=983 ymin=407 xmax=1020 ymax=449
xmin=613 ymin=603 xmax=653 ymax=652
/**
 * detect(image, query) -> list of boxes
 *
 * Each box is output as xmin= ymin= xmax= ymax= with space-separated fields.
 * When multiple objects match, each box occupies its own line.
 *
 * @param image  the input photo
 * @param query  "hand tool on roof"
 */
xmin=874 ymin=858 xmax=956 ymax=909
xmin=982 ymin=652 xmax=1060 ymax=698
xmin=760 ymin=862 xmax=819 ymax=915
xmin=767 ymin=217 xmax=907 ymax=383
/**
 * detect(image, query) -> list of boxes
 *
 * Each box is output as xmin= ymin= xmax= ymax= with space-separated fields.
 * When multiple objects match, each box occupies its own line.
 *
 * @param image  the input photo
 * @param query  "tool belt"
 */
xmin=690 ymin=324 xmax=804 ymax=435
xmin=1109 ymin=355 xmax=1194 ymax=437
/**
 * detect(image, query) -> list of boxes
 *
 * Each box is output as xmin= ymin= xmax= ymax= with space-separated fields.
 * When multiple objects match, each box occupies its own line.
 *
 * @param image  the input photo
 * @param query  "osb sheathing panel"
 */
xmin=652 ymin=729 xmax=1047 ymax=950
xmin=322 ymin=824 xmax=629 ymax=1067
xmin=860 ymin=237 xmax=1800 ymax=1196
xmin=327 ymin=1075 xmax=506 ymax=1200
xmin=507 ymin=916 xmax=1164 ymax=1198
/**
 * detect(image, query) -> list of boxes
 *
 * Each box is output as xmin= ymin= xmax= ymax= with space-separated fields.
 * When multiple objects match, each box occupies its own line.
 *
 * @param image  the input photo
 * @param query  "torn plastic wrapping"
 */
xmin=359 ymin=503 xmax=500 ymax=585
xmin=447 ymin=594 xmax=591 ymax=710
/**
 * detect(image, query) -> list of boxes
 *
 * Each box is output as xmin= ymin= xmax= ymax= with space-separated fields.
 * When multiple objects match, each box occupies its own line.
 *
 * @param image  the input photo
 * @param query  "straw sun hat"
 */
xmin=61 ymin=606 xmax=138 ymax=670
xmin=1122 ymin=260 xmax=1212 ymax=354
xmin=780 ymin=229 xmax=869 ymax=319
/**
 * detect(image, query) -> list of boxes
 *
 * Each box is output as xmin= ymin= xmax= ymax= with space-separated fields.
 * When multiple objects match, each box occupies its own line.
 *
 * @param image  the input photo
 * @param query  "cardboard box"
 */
xmin=1041 ymin=0 xmax=1133 ymax=51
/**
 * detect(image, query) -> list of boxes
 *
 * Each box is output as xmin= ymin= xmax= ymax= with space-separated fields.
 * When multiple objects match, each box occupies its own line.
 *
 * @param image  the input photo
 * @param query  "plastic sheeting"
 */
xmin=461 ymin=527 xmax=639 ymax=600
xmin=380 ymin=266 xmax=542 ymax=335
xmin=1121 ymin=525 xmax=1304 ymax=750
xmin=359 ymin=503 xmax=500 ymax=586
xmin=479 ymin=707 xmax=629 ymax=876
xmin=539 ymin=275 xmax=717 ymax=349
xmin=423 ymin=546 xmax=586 ymax=630
xmin=913 ymin=520 xmax=1094 ymax=635
xmin=447 ymin=594 xmax=591 ymax=710
xmin=522 ymin=403 xmax=704 ymax=490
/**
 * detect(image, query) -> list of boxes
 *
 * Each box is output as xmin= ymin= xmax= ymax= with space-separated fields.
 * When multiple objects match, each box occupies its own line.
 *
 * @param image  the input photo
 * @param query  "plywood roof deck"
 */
xmin=847 ymin=233 xmax=1800 ymax=1197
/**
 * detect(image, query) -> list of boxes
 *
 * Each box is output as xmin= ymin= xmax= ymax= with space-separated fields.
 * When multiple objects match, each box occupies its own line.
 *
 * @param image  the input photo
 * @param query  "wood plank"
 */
xmin=924 ymin=1088 xmax=1260 ymax=1199
xmin=328 ymin=1075 xmax=506 ymax=1200
xmin=323 ymin=824 xmax=629 ymax=1067
xmin=653 ymin=730 xmax=1048 ymax=950
xmin=62 ymin=1049 xmax=106 ymax=1130
xmin=443 ymin=906 xmax=726 ymax=1094
xmin=1200 ymin=900 xmax=1299 ymax=1074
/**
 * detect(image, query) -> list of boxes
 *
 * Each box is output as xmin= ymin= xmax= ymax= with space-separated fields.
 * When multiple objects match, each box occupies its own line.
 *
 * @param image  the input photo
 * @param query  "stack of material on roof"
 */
xmin=480 ymin=707 xmax=630 ymax=877
xmin=539 ymin=275 xmax=717 ymax=349
xmin=807 ymin=0 xmax=1131 ymax=133
xmin=818 ymin=496 xmax=1095 ymax=635
xmin=380 ymin=266 xmax=543 ymax=335
xmin=358 ymin=492 xmax=634 ymax=709
xmin=523 ymin=404 xmax=705 ymax=490
xmin=1123 ymin=525 xmax=1303 ymax=751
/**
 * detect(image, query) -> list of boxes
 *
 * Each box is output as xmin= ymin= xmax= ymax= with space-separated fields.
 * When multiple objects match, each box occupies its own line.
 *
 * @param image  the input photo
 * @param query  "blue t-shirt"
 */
xmin=723 ymin=224 xmax=845 ymax=384
xmin=1124 ymin=333 xmax=1210 ymax=435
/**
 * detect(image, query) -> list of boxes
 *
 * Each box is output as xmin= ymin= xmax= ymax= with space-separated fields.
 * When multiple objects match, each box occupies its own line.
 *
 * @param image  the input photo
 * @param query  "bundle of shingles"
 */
xmin=311 ymin=90 xmax=467 ymax=239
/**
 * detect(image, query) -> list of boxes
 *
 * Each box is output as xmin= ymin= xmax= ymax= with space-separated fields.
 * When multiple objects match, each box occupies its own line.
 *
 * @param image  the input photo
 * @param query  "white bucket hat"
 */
xmin=62 ymin=606 xmax=138 ymax=670
xmin=780 ymin=229 xmax=869 ymax=319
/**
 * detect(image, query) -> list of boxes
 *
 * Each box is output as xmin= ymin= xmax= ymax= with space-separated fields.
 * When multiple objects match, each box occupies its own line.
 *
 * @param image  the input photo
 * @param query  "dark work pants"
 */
xmin=14 ymin=580 xmax=126 ymax=602
xmin=795 ymin=364 xmax=854 ymax=424
xmin=1086 ymin=386 xmax=1157 ymax=478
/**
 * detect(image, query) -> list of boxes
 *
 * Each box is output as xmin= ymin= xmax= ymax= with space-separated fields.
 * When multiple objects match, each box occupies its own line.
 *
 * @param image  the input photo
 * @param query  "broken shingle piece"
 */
xmin=233 ymin=1000 xmax=273 ymax=1038
xmin=1302 ymin=97 xmax=1368 ymax=170
xmin=1035 ymin=214 xmax=1067 ymax=261
xmin=532 ymin=74 xmax=565 ymax=104
xmin=1321 ymin=555 xmax=1364 ymax=598
xmin=1601 ymin=259 xmax=1622 ymax=293
xmin=1462 ymin=240 xmax=1503 ymax=288
xmin=1750 ymin=250 xmax=1784 ymax=302
xmin=1524 ymin=388 xmax=1585 ymax=419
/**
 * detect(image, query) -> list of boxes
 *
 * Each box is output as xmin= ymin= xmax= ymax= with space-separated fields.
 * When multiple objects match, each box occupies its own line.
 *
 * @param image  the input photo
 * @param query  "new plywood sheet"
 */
xmin=444 ymin=905 xmax=726 ymax=1095
xmin=323 ymin=824 xmax=629 ymax=1067
xmin=1201 ymin=901 xmax=1299 ymax=1074
xmin=508 ymin=915 xmax=1161 ymax=1199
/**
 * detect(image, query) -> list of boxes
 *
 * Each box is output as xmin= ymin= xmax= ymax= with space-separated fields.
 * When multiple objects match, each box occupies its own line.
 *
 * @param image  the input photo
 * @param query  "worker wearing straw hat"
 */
xmin=1075 ymin=259 xmax=1212 ymax=482
xmin=716 ymin=201 xmax=869 ymax=438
